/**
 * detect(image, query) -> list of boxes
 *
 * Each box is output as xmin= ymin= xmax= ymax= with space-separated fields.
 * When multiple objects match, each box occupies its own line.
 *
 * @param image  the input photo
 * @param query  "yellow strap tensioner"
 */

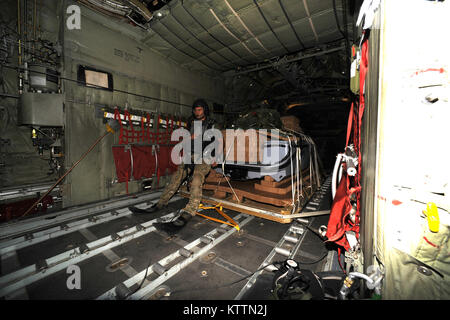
xmin=197 ymin=203 xmax=240 ymax=231
xmin=423 ymin=202 xmax=440 ymax=233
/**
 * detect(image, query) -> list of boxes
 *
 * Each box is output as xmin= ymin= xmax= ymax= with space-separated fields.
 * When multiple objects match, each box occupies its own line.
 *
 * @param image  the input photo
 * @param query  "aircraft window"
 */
xmin=77 ymin=65 xmax=113 ymax=91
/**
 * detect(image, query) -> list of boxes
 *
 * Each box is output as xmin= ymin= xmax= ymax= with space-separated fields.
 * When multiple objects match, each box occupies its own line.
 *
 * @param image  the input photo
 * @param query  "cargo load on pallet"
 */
xmin=280 ymin=115 xmax=304 ymax=133
xmin=180 ymin=111 xmax=323 ymax=223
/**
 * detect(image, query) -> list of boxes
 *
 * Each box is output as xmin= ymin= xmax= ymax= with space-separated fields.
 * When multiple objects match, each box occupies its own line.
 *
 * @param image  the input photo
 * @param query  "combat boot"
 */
xmin=153 ymin=209 xmax=193 ymax=235
xmin=128 ymin=202 xmax=167 ymax=214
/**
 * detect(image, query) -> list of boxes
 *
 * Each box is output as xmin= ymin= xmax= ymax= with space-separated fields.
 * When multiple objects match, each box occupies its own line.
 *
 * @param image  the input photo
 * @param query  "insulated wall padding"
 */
xmin=132 ymin=79 xmax=147 ymax=106
xmin=310 ymin=10 xmax=342 ymax=39
xmin=64 ymin=100 xmax=104 ymax=204
xmin=150 ymin=83 xmax=162 ymax=112
xmin=167 ymin=86 xmax=180 ymax=116
xmin=179 ymin=93 xmax=196 ymax=118
xmin=237 ymin=1 xmax=275 ymax=37
xmin=111 ymin=75 xmax=129 ymax=107
xmin=292 ymin=19 xmax=317 ymax=47
xmin=97 ymin=85 xmax=114 ymax=106
xmin=160 ymin=85 xmax=171 ymax=115
xmin=184 ymin=1 xmax=216 ymax=29
xmin=306 ymin=0 xmax=333 ymax=15
xmin=229 ymin=5 xmax=283 ymax=57
xmin=141 ymin=82 xmax=159 ymax=111
xmin=275 ymin=23 xmax=300 ymax=53
xmin=271 ymin=0 xmax=306 ymax=25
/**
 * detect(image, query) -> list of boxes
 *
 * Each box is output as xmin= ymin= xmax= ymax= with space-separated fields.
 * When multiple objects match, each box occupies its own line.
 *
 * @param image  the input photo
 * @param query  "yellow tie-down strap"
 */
xmin=197 ymin=203 xmax=240 ymax=231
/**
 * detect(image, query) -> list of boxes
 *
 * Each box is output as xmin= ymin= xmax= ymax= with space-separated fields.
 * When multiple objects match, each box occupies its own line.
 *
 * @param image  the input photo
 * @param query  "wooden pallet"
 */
xmin=203 ymin=169 xmax=312 ymax=205
xmin=179 ymin=189 xmax=294 ymax=223
xmin=179 ymin=168 xmax=318 ymax=224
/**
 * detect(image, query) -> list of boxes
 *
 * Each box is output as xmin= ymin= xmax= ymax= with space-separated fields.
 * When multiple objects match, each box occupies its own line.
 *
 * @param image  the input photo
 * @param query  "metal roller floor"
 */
xmin=0 ymin=178 xmax=336 ymax=300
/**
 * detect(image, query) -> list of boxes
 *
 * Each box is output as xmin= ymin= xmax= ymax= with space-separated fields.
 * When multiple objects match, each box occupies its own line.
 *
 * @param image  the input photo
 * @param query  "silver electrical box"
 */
xmin=19 ymin=92 xmax=64 ymax=127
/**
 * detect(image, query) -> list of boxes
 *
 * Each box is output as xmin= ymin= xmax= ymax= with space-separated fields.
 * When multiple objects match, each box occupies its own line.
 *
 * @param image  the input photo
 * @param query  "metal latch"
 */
xmin=79 ymin=243 xmax=90 ymax=254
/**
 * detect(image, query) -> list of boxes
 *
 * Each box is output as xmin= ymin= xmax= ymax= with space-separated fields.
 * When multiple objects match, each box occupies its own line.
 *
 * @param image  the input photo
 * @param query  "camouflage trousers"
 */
xmin=157 ymin=162 xmax=211 ymax=216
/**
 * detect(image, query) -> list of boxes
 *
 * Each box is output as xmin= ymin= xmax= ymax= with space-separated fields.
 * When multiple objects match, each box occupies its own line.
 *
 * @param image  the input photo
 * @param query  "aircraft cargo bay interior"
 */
xmin=0 ymin=0 xmax=448 ymax=304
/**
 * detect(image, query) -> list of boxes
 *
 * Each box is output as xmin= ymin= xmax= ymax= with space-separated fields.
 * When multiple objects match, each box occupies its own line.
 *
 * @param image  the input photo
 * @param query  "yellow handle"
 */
xmin=425 ymin=202 xmax=440 ymax=233
xmin=106 ymin=123 xmax=114 ymax=133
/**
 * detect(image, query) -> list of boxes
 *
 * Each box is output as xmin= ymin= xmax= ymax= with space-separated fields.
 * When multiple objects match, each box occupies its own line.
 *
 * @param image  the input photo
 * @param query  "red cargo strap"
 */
xmin=326 ymin=39 xmax=368 ymax=252
xmin=326 ymin=169 xmax=354 ymax=250
xmin=165 ymin=115 xmax=169 ymax=144
xmin=124 ymin=110 xmax=135 ymax=144
xmin=156 ymin=114 xmax=161 ymax=144
xmin=139 ymin=113 xmax=145 ymax=143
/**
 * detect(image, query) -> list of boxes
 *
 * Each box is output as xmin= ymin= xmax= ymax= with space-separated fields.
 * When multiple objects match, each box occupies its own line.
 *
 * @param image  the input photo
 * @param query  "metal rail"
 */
xmin=98 ymin=213 xmax=253 ymax=300
xmin=234 ymin=176 xmax=332 ymax=299
xmin=0 ymin=209 xmax=180 ymax=298
xmin=0 ymin=191 xmax=163 ymax=240
xmin=304 ymin=176 xmax=332 ymax=211
xmin=0 ymin=196 xmax=181 ymax=256
xmin=130 ymin=214 xmax=254 ymax=300
xmin=0 ymin=183 xmax=60 ymax=201
xmin=234 ymin=220 xmax=310 ymax=300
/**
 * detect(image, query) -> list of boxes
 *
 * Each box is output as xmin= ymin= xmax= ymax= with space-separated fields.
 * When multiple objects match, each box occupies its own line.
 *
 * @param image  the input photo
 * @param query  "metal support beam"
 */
xmin=0 ymin=184 xmax=60 ymax=201
xmin=225 ymin=46 xmax=345 ymax=76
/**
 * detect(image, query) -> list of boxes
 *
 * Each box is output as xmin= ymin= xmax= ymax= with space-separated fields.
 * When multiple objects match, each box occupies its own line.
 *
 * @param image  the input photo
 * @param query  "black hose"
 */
xmin=298 ymin=251 xmax=329 ymax=265
xmin=124 ymin=256 xmax=152 ymax=299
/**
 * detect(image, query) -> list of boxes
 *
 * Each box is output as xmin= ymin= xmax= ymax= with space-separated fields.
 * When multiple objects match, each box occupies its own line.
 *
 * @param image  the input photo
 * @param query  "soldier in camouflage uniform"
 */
xmin=141 ymin=99 xmax=220 ymax=234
